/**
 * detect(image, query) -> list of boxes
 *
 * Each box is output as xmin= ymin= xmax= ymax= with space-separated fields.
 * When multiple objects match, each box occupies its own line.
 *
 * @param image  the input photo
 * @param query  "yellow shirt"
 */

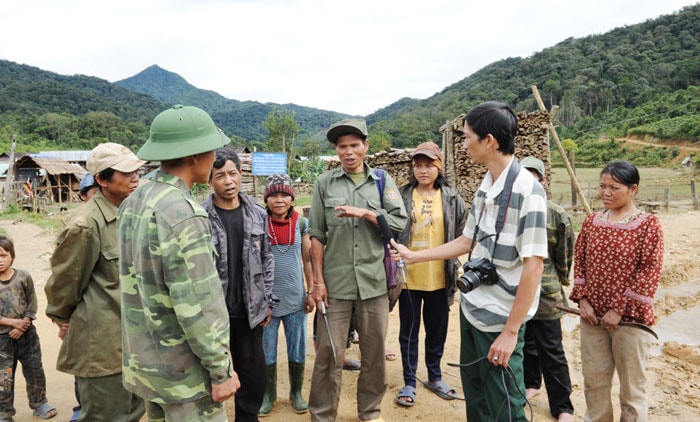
xmin=407 ymin=189 xmax=446 ymax=291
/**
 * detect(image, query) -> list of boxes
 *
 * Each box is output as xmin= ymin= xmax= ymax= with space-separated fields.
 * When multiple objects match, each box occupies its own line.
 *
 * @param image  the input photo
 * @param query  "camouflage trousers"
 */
xmin=145 ymin=395 xmax=226 ymax=422
xmin=0 ymin=326 xmax=48 ymax=419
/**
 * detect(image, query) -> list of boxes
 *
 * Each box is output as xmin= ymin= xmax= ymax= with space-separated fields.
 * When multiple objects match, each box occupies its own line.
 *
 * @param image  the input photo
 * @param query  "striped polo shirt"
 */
xmin=460 ymin=157 xmax=548 ymax=332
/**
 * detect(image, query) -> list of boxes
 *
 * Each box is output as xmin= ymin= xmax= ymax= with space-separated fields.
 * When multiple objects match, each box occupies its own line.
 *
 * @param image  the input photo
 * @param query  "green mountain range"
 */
xmin=1 ymin=3 xmax=698 ymax=156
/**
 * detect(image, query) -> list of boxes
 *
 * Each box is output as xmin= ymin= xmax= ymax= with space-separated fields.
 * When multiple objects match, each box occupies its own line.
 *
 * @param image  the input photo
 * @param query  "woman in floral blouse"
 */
xmin=570 ymin=160 xmax=664 ymax=421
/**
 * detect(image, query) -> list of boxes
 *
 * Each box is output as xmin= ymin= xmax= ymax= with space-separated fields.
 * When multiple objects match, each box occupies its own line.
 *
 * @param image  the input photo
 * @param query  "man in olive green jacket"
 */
xmin=46 ymin=143 xmax=146 ymax=421
xmin=308 ymin=119 xmax=407 ymax=422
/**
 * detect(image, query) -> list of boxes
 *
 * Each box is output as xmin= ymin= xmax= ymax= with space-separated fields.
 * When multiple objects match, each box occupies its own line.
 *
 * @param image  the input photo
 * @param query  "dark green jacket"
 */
xmin=46 ymin=190 xmax=122 ymax=377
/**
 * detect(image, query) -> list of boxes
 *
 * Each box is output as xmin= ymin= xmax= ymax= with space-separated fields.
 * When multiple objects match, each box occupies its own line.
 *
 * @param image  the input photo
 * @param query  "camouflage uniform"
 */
xmin=119 ymin=170 xmax=233 ymax=407
xmin=523 ymin=200 xmax=575 ymax=417
xmin=535 ymin=200 xmax=574 ymax=320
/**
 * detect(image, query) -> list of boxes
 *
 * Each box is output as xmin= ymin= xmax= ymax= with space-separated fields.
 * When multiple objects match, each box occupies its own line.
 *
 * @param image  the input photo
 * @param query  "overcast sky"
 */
xmin=1 ymin=0 xmax=697 ymax=116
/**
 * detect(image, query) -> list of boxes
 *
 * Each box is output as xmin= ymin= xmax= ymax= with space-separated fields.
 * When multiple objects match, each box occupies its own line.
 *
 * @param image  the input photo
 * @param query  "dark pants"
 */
xmin=460 ymin=312 xmax=527 ymax=422
xmin=0 ymin=326 xmax=47 ymax=418
xmin=398 ymin=288 xmax=449 ymax=388
xmin=230 ymin=317 xmax=265 ymax=422
xmin=523 ymin=318 xmax=574 ymax=417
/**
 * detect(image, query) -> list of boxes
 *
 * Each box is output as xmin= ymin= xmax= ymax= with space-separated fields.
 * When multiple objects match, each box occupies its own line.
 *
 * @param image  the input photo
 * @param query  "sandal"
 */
xmin=395 ymin=385 xmax=416 ymax=407
xmin=423 ymin=380 xmax=458 ymax=400
xmin=385 ymin=350 xmax=396 ymax=361
xmin=32 ymin=402 xmax=57 ymax=419
xmin=342 ymin=358 xmax=361 ymax=371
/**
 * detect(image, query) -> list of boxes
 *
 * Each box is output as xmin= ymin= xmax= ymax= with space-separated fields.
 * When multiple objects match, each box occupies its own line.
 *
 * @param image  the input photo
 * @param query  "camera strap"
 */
xmin=467 ymin=159 xmax=522 ymax=260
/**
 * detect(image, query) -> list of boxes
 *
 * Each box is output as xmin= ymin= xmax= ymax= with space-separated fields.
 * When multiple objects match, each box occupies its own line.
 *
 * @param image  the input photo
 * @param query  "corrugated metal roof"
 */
xmin=37 ymin=150 xmax=90 ymax=162
xmin=15 ymin=156 xmax=87 ymax=177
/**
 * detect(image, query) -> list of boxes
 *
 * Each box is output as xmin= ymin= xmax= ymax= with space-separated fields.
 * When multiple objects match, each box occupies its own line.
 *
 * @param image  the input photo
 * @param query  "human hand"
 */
xmin=578 ymin=299 xmax=598 ymax=326
xmin=488 ymin=331 xmax=517 ymax=367
xmin=311 ymin=282 xmax=328 ymax=308
xmin=390 ymin=239 xmax=414 ymax=264
xmin=260 ymin=309 xmax=272 ymax=328
xmin=9 ymin=328 xmax=24 ymax=340
xmin=304 ymin=294 xmax=316 ymax=314
xmin=600 ymin=309 xmax=622 ymax=331
xmin=58 ymin=322 xmax=70 ymax=340
xmin=211 ymin=371 xmax=240 ymax=402
xmin=335 ymin=205 xmax=368 ymax=219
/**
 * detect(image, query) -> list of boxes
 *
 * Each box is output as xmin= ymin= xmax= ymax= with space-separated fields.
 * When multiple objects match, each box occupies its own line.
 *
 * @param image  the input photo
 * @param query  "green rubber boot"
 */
xmin=288 ymin=361 xmax=308 ymax=414
xmin=258 ymin=364 xmax=276 ymax=417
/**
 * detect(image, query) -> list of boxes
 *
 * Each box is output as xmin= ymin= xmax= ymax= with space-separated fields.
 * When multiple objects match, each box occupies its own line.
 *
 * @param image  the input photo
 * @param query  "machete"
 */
xmin=556 ymin=305 xmax=659 ymax=340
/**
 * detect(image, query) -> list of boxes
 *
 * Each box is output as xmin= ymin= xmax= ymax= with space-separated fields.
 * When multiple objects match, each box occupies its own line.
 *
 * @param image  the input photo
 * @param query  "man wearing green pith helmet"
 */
xmin=118 ymin=105 xmax=240 ymax=421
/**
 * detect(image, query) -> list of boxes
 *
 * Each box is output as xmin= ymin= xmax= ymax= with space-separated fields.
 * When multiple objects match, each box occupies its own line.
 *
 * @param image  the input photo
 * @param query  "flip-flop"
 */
xmin=32 ymin=402 xmax=57 ymax=419
xmin=395 ymin=385 xmax=416 ymax=407
xmin=423 ymin=380 xmax=458 ymax=400
xmin=342 ymin=358 xmax=361 ymax=371
xmin=385 ymin=350 xmax=397 ymax=361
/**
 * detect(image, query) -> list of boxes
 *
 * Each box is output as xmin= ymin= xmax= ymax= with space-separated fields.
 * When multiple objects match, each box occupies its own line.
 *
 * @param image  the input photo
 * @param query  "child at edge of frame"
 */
xmin=0 ymin=236 xmax=56 ymax=421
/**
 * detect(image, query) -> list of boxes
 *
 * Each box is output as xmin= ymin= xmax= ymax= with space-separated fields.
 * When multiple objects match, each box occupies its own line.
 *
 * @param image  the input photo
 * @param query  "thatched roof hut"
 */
xmin=14 ymin=155 xmax=87 ymax=203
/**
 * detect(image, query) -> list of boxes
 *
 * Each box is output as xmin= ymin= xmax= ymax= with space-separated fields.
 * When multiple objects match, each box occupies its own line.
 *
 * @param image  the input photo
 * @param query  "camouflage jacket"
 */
xmin=119 ymin=170 xmax=233 ymax=404
xmin=45 ymin=191 xmax=123 ymax=377
xmin=534 ymin=200 xmax=575 ymax=320
xmin=0 ymin=269 xmax=37 ymax=334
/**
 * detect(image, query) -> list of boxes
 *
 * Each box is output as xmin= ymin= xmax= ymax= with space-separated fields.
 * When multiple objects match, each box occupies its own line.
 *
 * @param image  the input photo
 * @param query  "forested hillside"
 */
xmin=367 ymin=3 xmax=700 ymax=147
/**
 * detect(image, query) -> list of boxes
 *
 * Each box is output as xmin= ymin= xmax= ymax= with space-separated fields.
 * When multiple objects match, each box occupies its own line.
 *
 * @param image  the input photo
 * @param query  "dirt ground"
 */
xmin=4 ymin=210 xmax=699 ymax=421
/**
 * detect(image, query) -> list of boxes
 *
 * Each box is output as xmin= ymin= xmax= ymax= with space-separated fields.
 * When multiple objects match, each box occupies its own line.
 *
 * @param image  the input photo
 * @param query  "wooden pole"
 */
xmin=691 ymin=180 xmax=699 ymax=210
xmin=531 ymin=85 xmax=592 ymax=214
xmin=3 ymin=135 xmax=17 ymax=208
xmin=569 ymin=150 xmax=577 ymax=207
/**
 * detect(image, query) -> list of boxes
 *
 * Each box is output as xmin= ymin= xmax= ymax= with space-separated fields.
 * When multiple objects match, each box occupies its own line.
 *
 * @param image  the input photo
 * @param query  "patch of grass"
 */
xmin=0 ymin=204 xmax=62 ymax=231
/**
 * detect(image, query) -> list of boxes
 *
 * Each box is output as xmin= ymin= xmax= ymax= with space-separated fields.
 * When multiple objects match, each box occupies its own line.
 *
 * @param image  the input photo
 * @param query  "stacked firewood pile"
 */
xmin=237 ymin=153 xmax=256 ymax=195
xmin=327 ymin=110 xmax=552 ymax=208
xmin=440 ymin=110 xmax=552 ymax=207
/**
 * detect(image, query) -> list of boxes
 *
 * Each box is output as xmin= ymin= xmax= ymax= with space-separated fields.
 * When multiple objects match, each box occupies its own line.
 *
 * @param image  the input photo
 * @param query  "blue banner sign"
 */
xmin=252 ymin=152 xmax=287 ymax=176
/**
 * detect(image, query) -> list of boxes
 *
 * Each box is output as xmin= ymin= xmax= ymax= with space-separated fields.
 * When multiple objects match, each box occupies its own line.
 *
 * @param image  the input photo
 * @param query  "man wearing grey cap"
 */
xmin=308 ymin=119 xmax=407 ymax=422
xmin=46 ymin=142 xmax=146 ymax=421
xmin=520 ymin=156 xmax=575 ymax=422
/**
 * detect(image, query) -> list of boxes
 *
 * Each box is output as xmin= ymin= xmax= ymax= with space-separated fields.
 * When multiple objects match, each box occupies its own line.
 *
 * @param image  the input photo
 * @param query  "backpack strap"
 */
xmin=373 ymin=168 xmax=386 ymax=208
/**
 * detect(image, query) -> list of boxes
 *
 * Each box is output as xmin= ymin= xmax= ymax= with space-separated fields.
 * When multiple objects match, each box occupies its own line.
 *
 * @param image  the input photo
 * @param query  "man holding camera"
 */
xmin=392 ymin=101 xmax=547 ymax=421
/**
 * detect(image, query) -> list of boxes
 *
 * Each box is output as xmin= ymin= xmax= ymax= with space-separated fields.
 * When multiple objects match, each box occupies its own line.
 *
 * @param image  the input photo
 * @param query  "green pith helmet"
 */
xmin=137 ymin=104 xmax=231 ymax=161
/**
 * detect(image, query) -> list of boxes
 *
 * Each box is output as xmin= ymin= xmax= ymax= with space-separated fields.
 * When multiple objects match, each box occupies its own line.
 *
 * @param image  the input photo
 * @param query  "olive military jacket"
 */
xmin=308 ymin=164 xmax=408 ymax=300
xmin=119 ymin=171 xmax=233 ymax=403
xmin=534 ymin=200 xmax=575 ymax=320
xmin=45 ymin=190 xmax=123 ymax=377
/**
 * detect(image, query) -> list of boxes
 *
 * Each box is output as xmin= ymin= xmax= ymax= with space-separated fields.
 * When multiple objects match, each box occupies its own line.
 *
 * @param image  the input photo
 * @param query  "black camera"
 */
xmin=456 ymin=257 xmax=499 ymax=293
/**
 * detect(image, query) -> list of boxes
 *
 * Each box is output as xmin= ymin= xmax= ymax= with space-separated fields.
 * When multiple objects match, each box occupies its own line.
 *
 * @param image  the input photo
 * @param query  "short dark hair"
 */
xmin=601 ymin=160 xmax=640 ymax=187
xmin=213 ymin=148 xmax=242 ymax=173
xmin=0 ymin=236 xmax=15 ymax=262
xmin=464 ymin=101 xmax=518 ymax=155
xmin=95 ymin=168 xmax=115 ymax=188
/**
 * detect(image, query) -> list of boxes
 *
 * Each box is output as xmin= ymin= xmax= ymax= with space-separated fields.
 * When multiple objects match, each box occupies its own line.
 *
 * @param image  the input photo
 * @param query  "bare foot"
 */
xmin=525 ymin=388 xmax=541 ymax=400
xmin=558 ymin=412 xmax=574 ymax=422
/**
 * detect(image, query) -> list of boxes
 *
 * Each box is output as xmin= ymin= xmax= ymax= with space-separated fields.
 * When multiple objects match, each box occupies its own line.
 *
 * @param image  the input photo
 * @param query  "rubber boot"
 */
xmin=288 ymin=361 xmax=308 ymax=414
xmin=258 ymin=364 xmax=276 ymax=417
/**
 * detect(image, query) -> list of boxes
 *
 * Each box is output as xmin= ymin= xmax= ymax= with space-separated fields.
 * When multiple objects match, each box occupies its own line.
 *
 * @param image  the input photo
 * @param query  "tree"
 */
xmin=262 ymin=110 xmax=300 ymax=172
xmin=262 ymin=110 xmax=300 ymax=154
